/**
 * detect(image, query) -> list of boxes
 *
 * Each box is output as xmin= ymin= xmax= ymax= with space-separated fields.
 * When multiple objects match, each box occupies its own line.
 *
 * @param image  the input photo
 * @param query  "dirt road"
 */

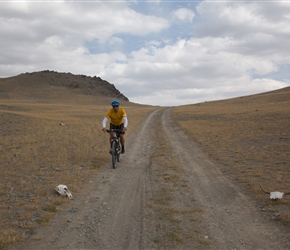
xmin=19 ymin=108 xmax=290 ymax=249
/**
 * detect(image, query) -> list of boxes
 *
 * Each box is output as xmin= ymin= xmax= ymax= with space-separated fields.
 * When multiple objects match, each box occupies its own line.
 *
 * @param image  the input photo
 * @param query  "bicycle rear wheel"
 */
xmin=111 ymin=141 xmax=117 ymax=169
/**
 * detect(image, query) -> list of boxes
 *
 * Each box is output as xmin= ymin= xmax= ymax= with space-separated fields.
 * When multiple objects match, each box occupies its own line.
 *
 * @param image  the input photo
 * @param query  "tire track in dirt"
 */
xmin=162 ymin=108 xmax=290 ymax=249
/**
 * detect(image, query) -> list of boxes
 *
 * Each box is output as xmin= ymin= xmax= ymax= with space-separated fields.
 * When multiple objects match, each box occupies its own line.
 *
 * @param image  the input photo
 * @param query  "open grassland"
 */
xmin=1 ymin=85 xmax=290 ymax=249
xmin=0 ymin=96 xmax=157 ymax=249
xmin=172 ymin=87 xmax=290 ymax=227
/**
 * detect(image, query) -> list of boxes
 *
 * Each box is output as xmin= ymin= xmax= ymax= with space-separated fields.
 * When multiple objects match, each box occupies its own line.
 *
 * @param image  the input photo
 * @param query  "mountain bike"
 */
xmin=106 ymin=129 xmax=124 ymax=169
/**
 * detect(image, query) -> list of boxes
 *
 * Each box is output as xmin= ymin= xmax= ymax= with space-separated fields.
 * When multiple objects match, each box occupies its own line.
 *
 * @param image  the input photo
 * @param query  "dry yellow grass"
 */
xmin=0 ymin=95 xmax=157 ymax=249
xmin=172 ymin=87 xmax=290 ymax=226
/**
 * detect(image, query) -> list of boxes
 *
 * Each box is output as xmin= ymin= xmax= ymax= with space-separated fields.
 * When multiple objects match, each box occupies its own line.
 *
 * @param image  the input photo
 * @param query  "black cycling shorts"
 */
xmin=110 ymin=123 xmax=124 ymax=131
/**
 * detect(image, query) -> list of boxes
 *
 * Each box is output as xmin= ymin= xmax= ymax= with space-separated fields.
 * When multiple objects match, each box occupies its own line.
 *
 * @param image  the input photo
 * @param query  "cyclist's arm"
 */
xmin=102 ymin=117 xmax=108 ymax=128
xmin=124 ymin=117 xmax=128 ymax=128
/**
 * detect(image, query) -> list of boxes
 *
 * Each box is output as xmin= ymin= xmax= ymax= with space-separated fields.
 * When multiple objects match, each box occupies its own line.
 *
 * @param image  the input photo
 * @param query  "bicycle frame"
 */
xmin=106 ymin=129 xmax=124 ymax=168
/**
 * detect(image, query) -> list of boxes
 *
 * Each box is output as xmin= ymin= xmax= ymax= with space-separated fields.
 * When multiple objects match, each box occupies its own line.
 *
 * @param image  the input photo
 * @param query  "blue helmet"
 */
xmin=111 ymin=100 xmax=120 ymax=107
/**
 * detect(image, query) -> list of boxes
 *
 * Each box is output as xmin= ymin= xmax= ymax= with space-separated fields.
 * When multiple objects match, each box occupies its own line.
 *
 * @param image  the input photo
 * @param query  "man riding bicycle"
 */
xmin=102 ymin=100 xmax=128 ymax=154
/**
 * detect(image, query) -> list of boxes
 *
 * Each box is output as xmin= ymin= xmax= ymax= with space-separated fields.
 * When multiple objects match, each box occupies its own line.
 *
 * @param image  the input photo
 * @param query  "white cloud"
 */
xmin=172 ymin=8 xmax=195 ymax=23
xmin=0 ymin=1 xmax=289 ymax=106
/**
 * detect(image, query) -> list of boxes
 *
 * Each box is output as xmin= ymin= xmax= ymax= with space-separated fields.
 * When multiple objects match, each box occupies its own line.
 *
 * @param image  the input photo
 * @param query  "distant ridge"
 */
xmin=0 ymin=70 xmax=129 ymax=101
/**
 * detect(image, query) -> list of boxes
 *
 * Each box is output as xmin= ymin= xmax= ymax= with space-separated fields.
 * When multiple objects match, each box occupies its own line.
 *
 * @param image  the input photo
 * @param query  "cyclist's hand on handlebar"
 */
xmin=123 ymin=127 xmax=127 ymax=131
xmin=102 ymin=128 xmax=107 ymax=133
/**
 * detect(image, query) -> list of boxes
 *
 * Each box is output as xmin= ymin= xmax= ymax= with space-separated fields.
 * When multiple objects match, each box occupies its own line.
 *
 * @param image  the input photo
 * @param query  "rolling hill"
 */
xmin=0 ymin=70 xmax=129 ymax=103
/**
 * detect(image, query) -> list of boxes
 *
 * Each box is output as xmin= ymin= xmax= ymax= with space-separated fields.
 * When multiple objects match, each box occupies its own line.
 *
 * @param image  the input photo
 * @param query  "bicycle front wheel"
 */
xmin=117 ymin=142 xmax=121 ymax=162
xmin=111 ymin=140 xmax=117 ymax=169
xmin=117 ymin=151 xmax=120 ymax=162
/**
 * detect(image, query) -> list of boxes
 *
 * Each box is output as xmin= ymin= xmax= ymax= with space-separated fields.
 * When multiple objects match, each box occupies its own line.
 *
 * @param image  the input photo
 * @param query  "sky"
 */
xmin=0 ymin=0 xmax=290 ymax=106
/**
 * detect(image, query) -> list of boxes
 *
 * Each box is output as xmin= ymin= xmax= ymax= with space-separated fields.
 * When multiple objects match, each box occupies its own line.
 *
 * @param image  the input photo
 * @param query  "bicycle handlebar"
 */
xmin=106 ymin=129 xmax=125 ymax=134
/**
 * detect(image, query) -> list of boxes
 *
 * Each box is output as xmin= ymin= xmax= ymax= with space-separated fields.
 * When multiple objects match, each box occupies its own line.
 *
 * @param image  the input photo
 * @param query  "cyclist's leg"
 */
xmin=109 ymin=124 xmax=117 ymax=140
xmin=120 ymin=134 xmax=125 ymax=153
xmin=109 ymin=123 xmax=115 ymax=153
xmin=118 ymin=123 xmax=125 ymax=153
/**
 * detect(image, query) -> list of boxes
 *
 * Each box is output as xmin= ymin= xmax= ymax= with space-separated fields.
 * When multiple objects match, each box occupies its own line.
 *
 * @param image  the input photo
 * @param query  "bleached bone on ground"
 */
xmin=55 ymin=184 xmax=73 ymax=199
xmin=260 ymin=184 xmax=290 ymax=200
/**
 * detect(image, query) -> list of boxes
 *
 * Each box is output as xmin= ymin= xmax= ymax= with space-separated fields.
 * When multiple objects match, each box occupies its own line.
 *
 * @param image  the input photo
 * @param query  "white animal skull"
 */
xmin=55 ymin=184 xmax=73 ymax=199
xmin=260 ymin=184 xmax=290 ymax=200
xmin=269 ymin=191 xmax=284 ymax=200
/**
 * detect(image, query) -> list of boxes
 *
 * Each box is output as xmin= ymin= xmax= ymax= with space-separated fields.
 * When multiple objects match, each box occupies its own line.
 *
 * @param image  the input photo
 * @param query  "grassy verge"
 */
xmin=146 ymin=113 xmax=208 ymax=249
xmin=172 ymin=88 xmax=290 ymax=227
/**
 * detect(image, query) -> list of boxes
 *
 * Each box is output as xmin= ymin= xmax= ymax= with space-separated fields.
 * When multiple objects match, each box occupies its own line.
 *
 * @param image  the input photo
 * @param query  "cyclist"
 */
xmin=102 ymin=100 xmax=128 ymax=154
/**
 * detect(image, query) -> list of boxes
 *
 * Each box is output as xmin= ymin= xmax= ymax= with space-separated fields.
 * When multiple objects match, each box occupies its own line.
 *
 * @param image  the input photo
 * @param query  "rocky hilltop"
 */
xmin=0 ymin=70 xmax=129 ymax=101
